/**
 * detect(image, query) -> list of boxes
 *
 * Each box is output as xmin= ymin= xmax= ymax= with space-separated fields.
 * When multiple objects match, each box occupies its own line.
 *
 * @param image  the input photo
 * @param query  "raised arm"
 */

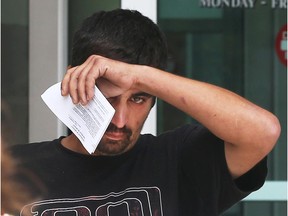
xmin=62 ymin=55 xmax=281 ymax=179
xmin=136 ymin=65 xmax=281 ymax=178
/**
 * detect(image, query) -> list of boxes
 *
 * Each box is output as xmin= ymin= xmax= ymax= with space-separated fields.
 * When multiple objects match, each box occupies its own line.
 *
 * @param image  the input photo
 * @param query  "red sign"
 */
xmin=275 ymin=24 xmax=287 ymax=67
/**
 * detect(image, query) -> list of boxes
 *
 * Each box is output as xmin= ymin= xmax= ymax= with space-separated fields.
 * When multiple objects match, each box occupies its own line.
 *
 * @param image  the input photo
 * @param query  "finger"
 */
xmin=86 ymin=71 xmax=99 ymax=101
xmin=85 ymin=58 xmax=108 ymax=100
xmin=61 ymin=66 xmax=77 ymax=96
xmin=77 ymin=56 xmax=97 ymax=104
xmin=68 ymin=56 xmax=95 ymax=104
xmin=68 ymin=66 xmax=81 ymax=104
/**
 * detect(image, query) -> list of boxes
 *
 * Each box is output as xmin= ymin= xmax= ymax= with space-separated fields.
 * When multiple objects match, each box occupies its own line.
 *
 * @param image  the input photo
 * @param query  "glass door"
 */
xmin=2 ymin=0 xmax=29 ymax=145
xmin=157 ymin=1 xmax=287 ymax=216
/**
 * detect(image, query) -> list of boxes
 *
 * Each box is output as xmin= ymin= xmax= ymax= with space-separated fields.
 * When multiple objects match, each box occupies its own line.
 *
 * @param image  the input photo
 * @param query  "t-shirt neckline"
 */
xmin=56 ymin=135 xmax=143 ymax=161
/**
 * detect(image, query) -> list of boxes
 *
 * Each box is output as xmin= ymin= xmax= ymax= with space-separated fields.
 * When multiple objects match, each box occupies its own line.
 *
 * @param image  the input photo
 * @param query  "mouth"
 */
xmin=104 ymin=131 xmax=127 ymax=141
xmin=104 ymin=123 xmax=132 ymax=141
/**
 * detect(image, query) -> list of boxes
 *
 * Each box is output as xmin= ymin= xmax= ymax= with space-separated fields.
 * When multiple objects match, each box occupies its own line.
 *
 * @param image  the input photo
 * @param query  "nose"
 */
xmin=111 ymin=103 xmax=128 ymax=128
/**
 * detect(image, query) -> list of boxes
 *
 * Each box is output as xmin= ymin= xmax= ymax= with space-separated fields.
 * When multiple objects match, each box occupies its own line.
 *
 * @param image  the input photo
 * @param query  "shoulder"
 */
xmin=139 ymin=123 xmax=219 ymax=146
xmin=9 ymin=137 xmax=63 ymax=159
xmin=159 ymin=123 xmax=223 ymax=150
xmin=142 ymin=124 xmax=203 ymax=141
xmin=139 ymin=124 xmax=217 ymax=153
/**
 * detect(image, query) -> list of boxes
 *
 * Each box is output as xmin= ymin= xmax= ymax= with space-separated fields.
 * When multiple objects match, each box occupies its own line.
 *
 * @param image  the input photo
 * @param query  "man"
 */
xmin=11 ymin=9 xmax=280 ymax=216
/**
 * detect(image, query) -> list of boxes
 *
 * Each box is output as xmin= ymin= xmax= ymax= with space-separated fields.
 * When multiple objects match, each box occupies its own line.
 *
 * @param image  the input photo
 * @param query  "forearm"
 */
xmin=134 ymin=65 xmax=280 ymax=149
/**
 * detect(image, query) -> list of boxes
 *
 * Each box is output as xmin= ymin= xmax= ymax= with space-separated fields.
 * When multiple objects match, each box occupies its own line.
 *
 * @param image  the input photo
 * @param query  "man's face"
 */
xmin=95 ymin=89 xmax=153 ymax=156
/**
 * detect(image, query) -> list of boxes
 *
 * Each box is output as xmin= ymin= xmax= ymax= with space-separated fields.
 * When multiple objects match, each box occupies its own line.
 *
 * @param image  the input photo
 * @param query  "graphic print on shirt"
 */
xmin=20 ymin=187 xmax=163 ymax=216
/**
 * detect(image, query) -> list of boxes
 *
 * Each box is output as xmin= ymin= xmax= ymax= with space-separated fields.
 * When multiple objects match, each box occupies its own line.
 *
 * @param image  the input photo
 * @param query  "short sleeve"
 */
xmin=176 ymin=124 xmax=267 ymax=214
xmin=234 ymin=157 xmax=267 ymax=192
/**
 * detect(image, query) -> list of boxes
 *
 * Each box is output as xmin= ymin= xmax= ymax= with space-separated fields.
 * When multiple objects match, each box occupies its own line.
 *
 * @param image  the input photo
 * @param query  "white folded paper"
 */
xmin=41 ymin=82 xmax=115 ymax=154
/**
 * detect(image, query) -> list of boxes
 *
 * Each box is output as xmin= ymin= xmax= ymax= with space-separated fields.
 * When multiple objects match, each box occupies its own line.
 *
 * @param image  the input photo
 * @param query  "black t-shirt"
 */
xmin=10 ymin=124 xmax=267 ymax=216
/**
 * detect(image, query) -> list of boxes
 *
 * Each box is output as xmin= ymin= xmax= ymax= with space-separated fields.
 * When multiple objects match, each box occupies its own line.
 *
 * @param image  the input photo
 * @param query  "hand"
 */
xmin=61 ymin=55 xmax=136 ymax=105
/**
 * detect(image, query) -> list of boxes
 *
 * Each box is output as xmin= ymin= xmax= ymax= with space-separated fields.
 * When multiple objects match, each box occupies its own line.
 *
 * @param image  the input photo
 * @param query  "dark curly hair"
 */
xmin=71 ymin=9 xmax=168 ymax=70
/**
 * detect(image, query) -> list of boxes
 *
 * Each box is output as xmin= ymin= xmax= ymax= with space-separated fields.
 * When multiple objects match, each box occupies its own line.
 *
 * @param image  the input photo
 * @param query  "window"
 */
xmin=2 ymin=0 xmax=29 ymax=145
xmin=157 ymin=1 xmax=287 ymax=215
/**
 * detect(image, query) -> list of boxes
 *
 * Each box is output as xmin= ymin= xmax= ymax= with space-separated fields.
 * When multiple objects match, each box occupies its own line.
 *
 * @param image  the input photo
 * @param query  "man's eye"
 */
xmin=131 ymin=96 xmax=145 ymax=104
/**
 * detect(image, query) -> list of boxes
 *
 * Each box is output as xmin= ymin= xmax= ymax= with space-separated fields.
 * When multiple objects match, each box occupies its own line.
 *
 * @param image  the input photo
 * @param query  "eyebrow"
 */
xmin=132 ymin=92 xmax=154 ymax=98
